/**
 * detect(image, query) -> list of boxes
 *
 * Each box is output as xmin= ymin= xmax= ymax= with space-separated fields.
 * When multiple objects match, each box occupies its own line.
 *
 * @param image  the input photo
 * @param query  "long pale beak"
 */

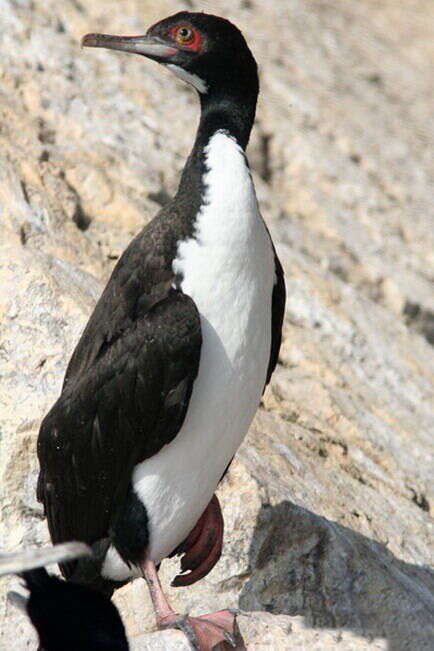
xmin=81 ymin=33 xmax=177 ymax=60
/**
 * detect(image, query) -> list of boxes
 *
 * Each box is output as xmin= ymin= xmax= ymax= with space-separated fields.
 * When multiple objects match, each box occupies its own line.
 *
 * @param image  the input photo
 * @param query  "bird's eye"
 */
xmin=169 ymin=24 xmax=202 ymax=50
xmin=175 ymin=26 xmax=195 ymax=45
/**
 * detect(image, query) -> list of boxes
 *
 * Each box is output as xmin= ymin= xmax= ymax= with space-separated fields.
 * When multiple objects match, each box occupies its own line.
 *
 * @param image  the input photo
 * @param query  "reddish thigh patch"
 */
xmin=170 ymin=494 xmax=224 ymax=587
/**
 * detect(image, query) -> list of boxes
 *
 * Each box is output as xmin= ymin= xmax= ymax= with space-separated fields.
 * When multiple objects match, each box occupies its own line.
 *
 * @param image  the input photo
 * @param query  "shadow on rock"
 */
xmin=238 ymin=501 xmax=434 ymax=651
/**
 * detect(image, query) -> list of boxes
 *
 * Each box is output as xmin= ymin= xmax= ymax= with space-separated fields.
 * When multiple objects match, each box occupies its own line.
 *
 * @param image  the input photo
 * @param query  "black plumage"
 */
xmin=37 ymin=144 xmax=207 ymax=585
xmin=1 ymin=543 xmax=128 ymax=650
xmin=22 ymin=568 xmax=129 ymax=651
xmin=37 ymin=250 xmax=202 ymax=581
xmin=266 ymin=250 xmax=286 ymax=387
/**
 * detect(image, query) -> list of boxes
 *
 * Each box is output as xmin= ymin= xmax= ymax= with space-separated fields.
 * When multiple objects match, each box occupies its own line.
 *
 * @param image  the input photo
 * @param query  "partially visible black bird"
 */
xmin=37 ymin=10 xmax=286 ymax=651
xmin=1 ymin=542 xmax=129 ymax=651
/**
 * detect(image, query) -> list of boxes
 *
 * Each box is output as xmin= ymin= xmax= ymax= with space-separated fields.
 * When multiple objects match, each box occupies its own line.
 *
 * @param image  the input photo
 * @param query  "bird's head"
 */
xmin=82 ymin=11 xmax=258 ymax=101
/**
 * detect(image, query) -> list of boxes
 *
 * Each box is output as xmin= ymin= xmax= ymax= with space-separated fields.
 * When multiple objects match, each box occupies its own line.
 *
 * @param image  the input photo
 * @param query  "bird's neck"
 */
xmin=176 ymin=90 xmax=257 ymax=202
xmin=197 ymin=89 xmax=257 ymax=151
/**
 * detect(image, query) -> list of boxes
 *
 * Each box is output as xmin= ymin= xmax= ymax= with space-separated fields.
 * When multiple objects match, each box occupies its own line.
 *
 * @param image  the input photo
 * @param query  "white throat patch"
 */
xmin=166 ymin=64 xmax=208 ymax=94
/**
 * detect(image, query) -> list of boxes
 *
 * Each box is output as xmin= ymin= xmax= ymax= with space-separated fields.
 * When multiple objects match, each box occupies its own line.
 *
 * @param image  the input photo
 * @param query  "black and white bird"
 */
xmin=37 ymin=11 xmax=285 ymax=650
xmin=1 ymin=542 xmax=129 ymax=651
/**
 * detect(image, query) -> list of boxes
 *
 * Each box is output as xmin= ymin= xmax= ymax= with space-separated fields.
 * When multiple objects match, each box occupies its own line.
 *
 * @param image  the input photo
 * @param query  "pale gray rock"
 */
xmin=0 ymin=1 xmax=433 ymax=650
xmin=130 ymin=613 xmax=388 ymax=650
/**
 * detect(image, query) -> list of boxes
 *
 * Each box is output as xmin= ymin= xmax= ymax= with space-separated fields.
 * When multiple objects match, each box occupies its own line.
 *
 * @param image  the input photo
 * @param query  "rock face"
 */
xmin=1 ymin=1 xmax=433 ymax=649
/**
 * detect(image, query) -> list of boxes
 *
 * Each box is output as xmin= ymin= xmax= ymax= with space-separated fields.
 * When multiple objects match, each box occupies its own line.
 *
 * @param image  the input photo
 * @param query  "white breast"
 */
xmin=102 ymin=131 xmax=275 ymax=580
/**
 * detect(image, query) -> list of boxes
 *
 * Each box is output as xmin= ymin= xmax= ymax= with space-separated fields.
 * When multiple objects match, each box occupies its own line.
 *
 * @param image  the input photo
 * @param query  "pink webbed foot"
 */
xmin=159 ymin=609 xmax=237 ymax=651
xmin=172 ymin=494 xmax=224 ymax=587
xmin=141 ymin=559 xmax=237 ymax=651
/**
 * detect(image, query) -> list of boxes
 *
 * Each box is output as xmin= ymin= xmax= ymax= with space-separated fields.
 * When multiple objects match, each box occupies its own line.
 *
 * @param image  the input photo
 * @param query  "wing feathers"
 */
xmin=38 ymin=291 xmax=201 ymax=559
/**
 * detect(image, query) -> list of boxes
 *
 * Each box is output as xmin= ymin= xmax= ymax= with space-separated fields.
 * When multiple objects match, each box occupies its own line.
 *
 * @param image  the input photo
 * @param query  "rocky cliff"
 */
xmin=1 ymin=1 xmax=433 ymax=649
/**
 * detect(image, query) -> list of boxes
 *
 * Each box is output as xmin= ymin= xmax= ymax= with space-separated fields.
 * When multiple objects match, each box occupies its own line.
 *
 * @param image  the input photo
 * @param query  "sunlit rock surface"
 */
xmin=1 ymin=1 xmax=433 ymax=649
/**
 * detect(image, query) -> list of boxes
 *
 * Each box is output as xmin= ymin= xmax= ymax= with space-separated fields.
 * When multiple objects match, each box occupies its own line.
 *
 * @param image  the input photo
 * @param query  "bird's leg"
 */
xmin=141 ymin=558 xmax=174 ymax=622
xmin=141 ymin=558 xmax=237 ymax=651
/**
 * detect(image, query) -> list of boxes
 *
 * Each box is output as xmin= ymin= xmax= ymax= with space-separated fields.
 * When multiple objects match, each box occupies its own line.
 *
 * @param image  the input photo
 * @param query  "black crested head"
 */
xmin=82 ymin=11 xmax=259 ymax=148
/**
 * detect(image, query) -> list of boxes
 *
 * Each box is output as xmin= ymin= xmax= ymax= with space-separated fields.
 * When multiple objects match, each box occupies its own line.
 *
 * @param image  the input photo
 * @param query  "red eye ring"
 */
xmin=170 ymin=25 xmax=202 ymax=51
